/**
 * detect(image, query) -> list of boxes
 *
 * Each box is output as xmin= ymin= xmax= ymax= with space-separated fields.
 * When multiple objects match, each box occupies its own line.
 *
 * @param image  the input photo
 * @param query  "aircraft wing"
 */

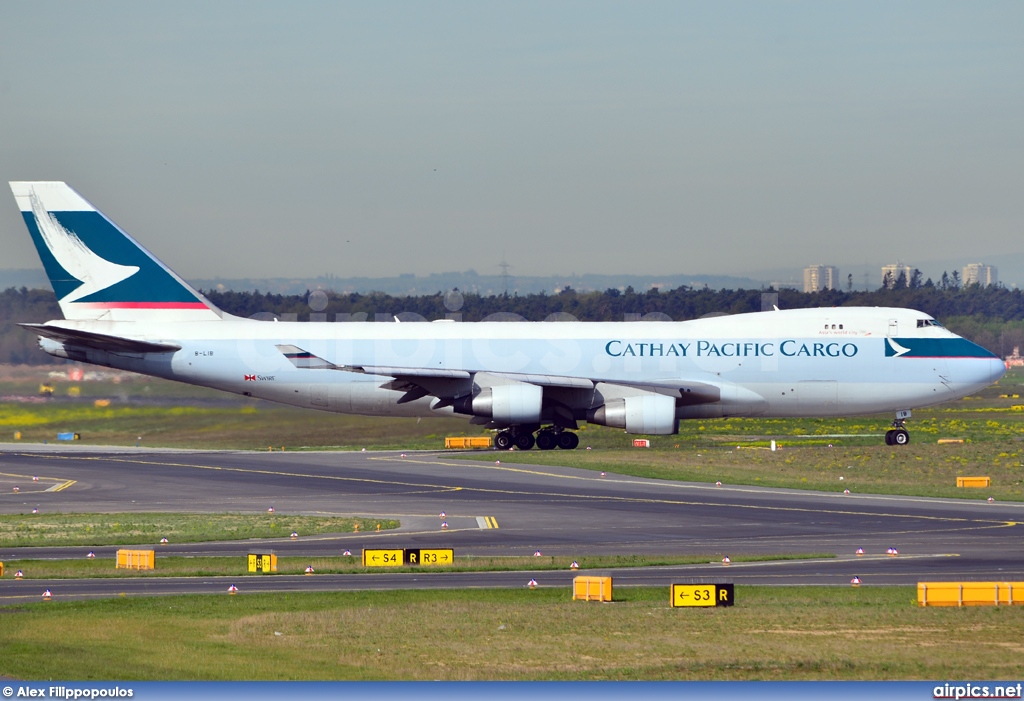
xmin=277 ymin=344 xmax=597 ymax=387
xmin=276 ymin=344 xmax=720 ymax=404
xmin=21 ymin=323 xmax=182 ymax=354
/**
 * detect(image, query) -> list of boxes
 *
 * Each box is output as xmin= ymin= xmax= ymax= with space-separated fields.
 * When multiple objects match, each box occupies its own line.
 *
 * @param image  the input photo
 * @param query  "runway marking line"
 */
xmin=18 ymin=453 xmax=465 ymax=494
xmin=0 ymin=469 xmax=75 ymax=493
xmin=601 ymin=553 xmax=962 ymax=577
xmin=17 ymin=452 xmax=1013 ymax=528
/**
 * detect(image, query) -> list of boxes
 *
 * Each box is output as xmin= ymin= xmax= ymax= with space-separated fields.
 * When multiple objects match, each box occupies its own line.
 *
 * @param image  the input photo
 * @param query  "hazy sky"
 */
xmin=2 ymin=2 xmax=1022 ymax=281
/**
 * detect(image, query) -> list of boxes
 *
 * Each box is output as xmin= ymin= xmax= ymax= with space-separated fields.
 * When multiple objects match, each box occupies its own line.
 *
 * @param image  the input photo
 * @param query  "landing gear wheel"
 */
xmin=884 ymin=430 xmax=895 ymax=446
xmin=536 ymin=432 xmax=557 ymax=450
xmin=514 ymin=432 xmax=536 ymax=450
xmin=893 ymin=429 xmax=910 ymax=446
xmin=495 ymin=432 xmax=513 ymax=450
xmin=557 ymin=432 xmax=580 ymax=450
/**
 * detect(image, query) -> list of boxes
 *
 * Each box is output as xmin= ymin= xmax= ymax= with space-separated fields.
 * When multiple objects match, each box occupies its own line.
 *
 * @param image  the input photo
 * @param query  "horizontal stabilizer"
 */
xmin=20 ymin=323 xmax=181 ymax=354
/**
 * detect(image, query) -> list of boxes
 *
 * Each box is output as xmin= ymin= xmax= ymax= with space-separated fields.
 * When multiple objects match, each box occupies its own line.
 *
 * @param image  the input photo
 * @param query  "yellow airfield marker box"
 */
xmin=116 ymin=550 xmax=155 ymax=570
xmin=573 ymin=576 xmax=613 ymax=602
xmin=918 ymin=581 xmax=1022 ymax=607
xmin=956 ymin=476 xmax=991 ymax=488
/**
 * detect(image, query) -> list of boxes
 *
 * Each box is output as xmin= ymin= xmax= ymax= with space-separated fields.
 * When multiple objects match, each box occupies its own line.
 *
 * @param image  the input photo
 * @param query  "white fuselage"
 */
xmin=39 ymin=306 xmax=1005 ymax=424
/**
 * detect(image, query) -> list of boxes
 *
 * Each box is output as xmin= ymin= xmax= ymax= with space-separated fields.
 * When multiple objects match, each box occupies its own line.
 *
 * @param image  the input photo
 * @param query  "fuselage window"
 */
xmin=839 ymin=324 xmax=843 ymax=330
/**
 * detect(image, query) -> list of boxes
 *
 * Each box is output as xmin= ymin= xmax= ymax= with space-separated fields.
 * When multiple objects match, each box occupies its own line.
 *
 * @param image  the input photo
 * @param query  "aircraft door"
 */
xmin=310 ymin=384 xmax=329 ymax=408
xmin=888 ymin=319 xmax=898 ymax=337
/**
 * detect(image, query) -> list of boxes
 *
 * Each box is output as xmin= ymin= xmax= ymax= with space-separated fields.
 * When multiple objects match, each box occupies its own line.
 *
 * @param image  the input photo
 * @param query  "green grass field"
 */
xmin=1 ymin=586 xmax=1022 ymax=680
xmin=0 ymin=513 xmax=398 ymax=547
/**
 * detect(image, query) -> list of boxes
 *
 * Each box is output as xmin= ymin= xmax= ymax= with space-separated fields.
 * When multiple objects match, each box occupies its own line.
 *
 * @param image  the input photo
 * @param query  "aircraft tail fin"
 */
xmin=10 ymin=181 xmax=222 ymax=322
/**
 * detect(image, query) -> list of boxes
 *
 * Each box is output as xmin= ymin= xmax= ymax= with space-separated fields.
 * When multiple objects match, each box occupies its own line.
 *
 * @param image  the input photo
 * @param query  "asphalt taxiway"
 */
xmin=1 ymin=444 xmax=1022 ymax=602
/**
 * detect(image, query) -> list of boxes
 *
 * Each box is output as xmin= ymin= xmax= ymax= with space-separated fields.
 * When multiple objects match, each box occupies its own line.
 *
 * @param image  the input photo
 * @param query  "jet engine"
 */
xmin=588 ymin=394 xmax=678 ymax=435
xmin=456 ymin=383 xmax=543 ymax=424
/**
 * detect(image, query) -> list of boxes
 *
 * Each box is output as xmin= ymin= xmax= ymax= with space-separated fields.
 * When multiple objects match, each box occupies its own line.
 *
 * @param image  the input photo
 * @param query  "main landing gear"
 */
xmin=885 ymin=411 xmax=911 ymax=446
xmin=495 ymin=427 xmax=580 ymax=451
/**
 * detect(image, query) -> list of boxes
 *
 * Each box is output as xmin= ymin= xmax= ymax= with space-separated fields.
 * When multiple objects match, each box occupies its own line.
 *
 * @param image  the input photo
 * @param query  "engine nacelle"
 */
xmin=588 ymin=394 xmax=678 ymax=435
xmin=459 ymin=384 xmax=543 ymax=424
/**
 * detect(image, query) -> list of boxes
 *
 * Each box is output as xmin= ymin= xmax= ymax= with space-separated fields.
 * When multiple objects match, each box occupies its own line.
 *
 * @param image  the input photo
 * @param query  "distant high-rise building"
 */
xmin=881 ymin=263 xmax=917 ymax=288
xmin=962 ymin=263 xmax=997 ymax=288
xmin=803 ymin=265 xmax=838 ymax=293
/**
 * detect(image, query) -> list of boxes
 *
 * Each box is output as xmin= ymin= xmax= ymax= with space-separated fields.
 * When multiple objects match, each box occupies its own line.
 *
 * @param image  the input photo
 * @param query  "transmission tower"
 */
xmin=497 ymin=257 xmax=513 ymax=296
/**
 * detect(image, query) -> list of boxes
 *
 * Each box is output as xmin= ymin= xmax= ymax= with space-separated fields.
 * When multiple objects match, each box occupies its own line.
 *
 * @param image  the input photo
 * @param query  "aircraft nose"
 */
xmin=991 ymin=358 xmax=1008 ymax=384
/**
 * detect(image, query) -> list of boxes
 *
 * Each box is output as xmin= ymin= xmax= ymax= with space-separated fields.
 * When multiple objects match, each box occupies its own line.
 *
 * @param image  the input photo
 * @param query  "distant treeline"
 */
xmin=3 ymin=282 xmax=1024 ymax=365
xmin=204 ymin=283 xmax=1024 ymax=325
xmin=0 ymin=287 xmax=62 ymax=365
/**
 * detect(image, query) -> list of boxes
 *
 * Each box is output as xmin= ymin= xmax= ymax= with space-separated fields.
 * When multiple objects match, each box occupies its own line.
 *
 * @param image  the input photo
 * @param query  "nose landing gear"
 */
xmin=885 ymin=411 xmax=911 ymax=446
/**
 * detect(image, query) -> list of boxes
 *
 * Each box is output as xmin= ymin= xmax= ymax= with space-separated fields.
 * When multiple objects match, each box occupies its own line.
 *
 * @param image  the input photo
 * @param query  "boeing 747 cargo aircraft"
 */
xmin=10 ymin=182 xmax=1006 ymax=448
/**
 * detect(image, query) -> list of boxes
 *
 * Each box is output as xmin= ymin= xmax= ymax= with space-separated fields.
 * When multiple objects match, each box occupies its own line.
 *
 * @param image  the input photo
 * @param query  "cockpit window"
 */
xmin=917 ymin=319 xmax=943 ymax=328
